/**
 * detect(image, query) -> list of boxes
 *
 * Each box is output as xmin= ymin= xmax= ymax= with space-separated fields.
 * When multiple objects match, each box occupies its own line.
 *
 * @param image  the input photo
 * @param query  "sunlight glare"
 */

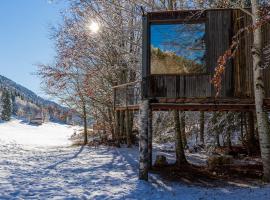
xmin=87 ymin=21 xmax=100 ymax=34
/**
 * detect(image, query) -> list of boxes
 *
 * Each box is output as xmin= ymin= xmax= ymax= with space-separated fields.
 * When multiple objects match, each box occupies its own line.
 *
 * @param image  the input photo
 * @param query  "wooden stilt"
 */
xmin=148 ymin=109 xmax=153 ymax=169
xmin=139 ymin=100 xmax=149 ymax=181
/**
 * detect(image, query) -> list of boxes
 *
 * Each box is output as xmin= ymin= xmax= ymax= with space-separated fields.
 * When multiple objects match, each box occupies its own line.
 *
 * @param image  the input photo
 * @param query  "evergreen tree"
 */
xmin=11 ymin=93 xmax=17 ymax=115
xmin=1 ymin=90 xmax=12 ymax=121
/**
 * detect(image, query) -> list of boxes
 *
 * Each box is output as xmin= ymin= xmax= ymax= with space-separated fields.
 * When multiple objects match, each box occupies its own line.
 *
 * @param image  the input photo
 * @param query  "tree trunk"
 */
xmin=109 ymin=108 xmax=115 ymax=141
xmin=251 ymin=0 xmax=270 ymax=182
xmin=174 ymin=110 xmax=187 ymax=166
xmin=240 ymin=112 xmax=244 ymax=144
xmin=200 ymin=111 xmax=205 ymax=146
xmin=119 ymin=111 xmax=124 ymax=143
xmin=213 ymin=112 xmax=220 ymax=147
xmin=114 ymin=110 xmax=120 ymax=147
xmin=125 ymin=110 xmax=132 ymax=147
xmin=180 ymin=111 xmax=187 ymax=148
xmin=227 ymin=129 xmax=232 ymax=150
xmin=247 ymin=111 xmax=256 ymax=155
xmin=139 ymin=100 xmax=149 ymax=181
xmin=82 ymin=103 xmax=88 ymax=145
xmin=226 ymin=112 xmax=232 ymax=150
xmin=129 ymin=112 xmax=134 ymax=143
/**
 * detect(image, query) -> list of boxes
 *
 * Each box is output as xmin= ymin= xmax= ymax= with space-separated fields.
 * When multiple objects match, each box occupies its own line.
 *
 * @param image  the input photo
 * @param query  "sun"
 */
xmin=87 ymin=22 xmax=100 ymax=34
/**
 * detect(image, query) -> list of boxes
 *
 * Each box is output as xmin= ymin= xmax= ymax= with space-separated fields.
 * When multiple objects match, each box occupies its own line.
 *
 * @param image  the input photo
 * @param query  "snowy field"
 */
xmin=0 ymin=119 xmax=270 ymax=199
xmin=0 ymin=118 xmax=78 ymax=147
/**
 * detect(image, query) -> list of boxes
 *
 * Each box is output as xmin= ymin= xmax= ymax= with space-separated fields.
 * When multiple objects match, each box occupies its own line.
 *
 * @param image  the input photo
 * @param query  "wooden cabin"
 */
xmin=114 ymin=8 xmax=270 ymax=112
xmin=29 ymin=113 xmax=43 ymax=125
xmin=113 ymin=8 xmax=270 ymax=181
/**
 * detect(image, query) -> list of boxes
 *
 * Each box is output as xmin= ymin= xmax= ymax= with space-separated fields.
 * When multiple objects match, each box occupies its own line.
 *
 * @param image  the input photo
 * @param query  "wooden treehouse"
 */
xmin=113 ymin=8 xmax=270 ymax=180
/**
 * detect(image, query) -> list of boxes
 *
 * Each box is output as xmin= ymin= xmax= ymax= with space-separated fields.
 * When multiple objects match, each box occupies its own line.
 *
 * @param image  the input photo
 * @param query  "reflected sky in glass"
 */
xmin=151 ymin=23 xmax=205 ymax=65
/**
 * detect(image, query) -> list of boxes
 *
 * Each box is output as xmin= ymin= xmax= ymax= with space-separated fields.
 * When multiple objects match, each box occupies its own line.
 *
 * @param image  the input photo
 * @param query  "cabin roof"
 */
xmin=146 ymin=8 xmax=253 ymax=23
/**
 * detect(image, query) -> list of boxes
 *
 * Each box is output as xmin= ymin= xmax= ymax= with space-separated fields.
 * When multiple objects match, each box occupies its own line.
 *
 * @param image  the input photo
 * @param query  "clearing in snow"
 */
xmin=0 ymin=118 xmax=270 ymax=199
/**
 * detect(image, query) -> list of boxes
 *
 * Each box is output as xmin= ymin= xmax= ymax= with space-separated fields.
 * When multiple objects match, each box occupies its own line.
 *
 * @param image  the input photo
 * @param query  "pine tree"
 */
xmin=11 ymin=93 xmax=17 ymax=115
xmin=1 ymin=90 xmax=12 ymax=121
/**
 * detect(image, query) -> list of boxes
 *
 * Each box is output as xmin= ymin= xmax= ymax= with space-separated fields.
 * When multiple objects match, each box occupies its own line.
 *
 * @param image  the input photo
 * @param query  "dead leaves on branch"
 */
xmin=211 ymin=10 xmax=270 ymax=97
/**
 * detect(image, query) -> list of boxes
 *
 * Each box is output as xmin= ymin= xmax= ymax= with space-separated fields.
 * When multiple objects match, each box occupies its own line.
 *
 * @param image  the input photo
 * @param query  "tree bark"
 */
xmin=251 ymin=0 xmax=270 ymax=182
xmin=119 ymin=111 xmax=124 ymax=142
xmin=114 ymin=110 xmax=120 ymax=147
xmin=139 ymin=100 xmax=149 ymax=181
xmin=174 ymin=110 xmax=187 ymax=166
xmin=200 ymin=111 xmax=205 ymax=146
xmin=109 ymin=108 xmax=115 ymax=140
xmin=82 ymin=103 xmax=88 ymax=145
xmin=126 ymin=110 xmax=132 ymax=147
xmin=226 ymin=112 xmax=232 ymax=150
xmin=213 ymin=112 xmax=220 ymax=147
xmin=240 ymin=112 xmax=244 ymax=144
xmin=180 ymin=111 xmax=187 ymax=148
xmin=227 ymin=129 xmax=232 ymax=150
xmin=247 ymin=111 xmax=256 ymax=155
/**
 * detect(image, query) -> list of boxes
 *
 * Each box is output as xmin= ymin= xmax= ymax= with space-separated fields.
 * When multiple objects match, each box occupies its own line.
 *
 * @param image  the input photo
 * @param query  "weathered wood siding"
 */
xmin=143 ymin=9 xmax=270 ymax=99
xmin=262 ymin=22 xmax=270 ymax=97
xmin=233 ymin=9 xmax=270 ymax=98
xmin=146 ymin=74 xmax=212 ymax=98
xmin=233 ymin=10 xmax=254 ymax=98
xmin=206 ymin=10 xmax=233 ymax=97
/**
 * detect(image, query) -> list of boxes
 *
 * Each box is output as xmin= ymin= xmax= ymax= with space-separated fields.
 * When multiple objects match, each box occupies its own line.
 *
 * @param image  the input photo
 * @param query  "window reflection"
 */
xmin=150 ymin=23 xmax=206 ymax=74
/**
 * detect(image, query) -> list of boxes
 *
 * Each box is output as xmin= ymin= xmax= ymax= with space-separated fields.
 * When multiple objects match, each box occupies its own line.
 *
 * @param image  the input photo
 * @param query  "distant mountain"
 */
xmin=0 ymin=74 xmax=77 ymax=124
xmin=0 ymin=75 xmax=66 ymax=111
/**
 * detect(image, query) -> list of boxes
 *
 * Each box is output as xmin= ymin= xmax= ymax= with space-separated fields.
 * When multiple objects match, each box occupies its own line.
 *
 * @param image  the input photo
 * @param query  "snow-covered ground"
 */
xmin=0 ymin=118 xmax=79 ymax=147
xmin=0 ymin=118 xmax=270 ymax=199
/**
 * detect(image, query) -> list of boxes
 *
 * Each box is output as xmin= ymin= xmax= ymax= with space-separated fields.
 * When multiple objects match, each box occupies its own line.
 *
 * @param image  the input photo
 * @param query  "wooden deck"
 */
xmin=114 ymin=98 xmax=270 ymax=111
xmin=113 ymin=81 xmax=270 ymax=111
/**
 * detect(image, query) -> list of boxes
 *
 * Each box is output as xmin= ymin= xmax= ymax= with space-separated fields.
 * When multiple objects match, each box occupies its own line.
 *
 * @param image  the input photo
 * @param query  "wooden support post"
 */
xmin=148 ymin=109 xmax=153 ymax=169
xmin=139 ymin=99 xmax=149 ymax=181
xmin=126 ymin=109 xmax=132 ymax=147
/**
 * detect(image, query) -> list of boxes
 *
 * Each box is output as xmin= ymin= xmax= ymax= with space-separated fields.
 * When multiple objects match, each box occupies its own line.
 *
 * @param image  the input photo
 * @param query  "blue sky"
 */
xmin=0 ymin=0 xmax=68 ymax=99
xmin=151 ymin=24 xmax=205 ymax=64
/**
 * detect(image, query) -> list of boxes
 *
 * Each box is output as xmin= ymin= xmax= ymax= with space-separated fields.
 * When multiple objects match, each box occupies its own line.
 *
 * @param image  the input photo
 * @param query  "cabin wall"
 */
xmin=206 ymin=10 xmax=233 ymax=97
xmin=146 ymin=74 xmax=212 ymax=98
xmin=232 ymin=10 xmax=270 ymax=98
xmin=262 ymin=23 xmax=270 ymax=97
xmin=233 ymin=10 xmax=254 ymax=98
xmin=143 ymin=9 xmax=270 ymax=100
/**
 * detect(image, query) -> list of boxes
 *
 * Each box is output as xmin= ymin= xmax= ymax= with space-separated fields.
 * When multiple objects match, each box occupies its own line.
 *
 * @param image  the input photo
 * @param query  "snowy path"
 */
xmin=0 ymin=144 xmax=270 ymax=200
xmin=0 ymin=119 xmax=270 ymax=199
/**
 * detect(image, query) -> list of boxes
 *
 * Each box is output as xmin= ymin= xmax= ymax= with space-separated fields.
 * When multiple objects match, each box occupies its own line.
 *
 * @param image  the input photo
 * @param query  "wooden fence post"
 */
xmin=139 ymin=99 xmax=149 ymax=181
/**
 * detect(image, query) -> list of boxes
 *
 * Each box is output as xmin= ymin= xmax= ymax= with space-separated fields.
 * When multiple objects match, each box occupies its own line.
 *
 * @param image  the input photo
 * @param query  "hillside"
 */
xmin=0 ymin=75 xmax=65 ymax=110
xmin=151 ymin=47 xmax=205 ymax=74
xmin=0 ymin=74 xmax=74 ymax=123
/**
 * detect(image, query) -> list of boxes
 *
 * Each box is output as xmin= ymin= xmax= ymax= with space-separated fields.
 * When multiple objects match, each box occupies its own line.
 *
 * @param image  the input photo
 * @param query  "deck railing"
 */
xmin=113 ymin=81 xmax=141 ymax=110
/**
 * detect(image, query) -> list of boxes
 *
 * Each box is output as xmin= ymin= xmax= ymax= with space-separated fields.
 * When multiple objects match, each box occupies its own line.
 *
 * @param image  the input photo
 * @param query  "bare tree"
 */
xmin=251 ymin=0 xmax=270 ymax=181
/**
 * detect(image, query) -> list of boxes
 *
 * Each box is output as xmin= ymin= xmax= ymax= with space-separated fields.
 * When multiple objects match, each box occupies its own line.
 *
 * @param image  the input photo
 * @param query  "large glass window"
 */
xmin=150 ymin=23 xmax=206 ymax=74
